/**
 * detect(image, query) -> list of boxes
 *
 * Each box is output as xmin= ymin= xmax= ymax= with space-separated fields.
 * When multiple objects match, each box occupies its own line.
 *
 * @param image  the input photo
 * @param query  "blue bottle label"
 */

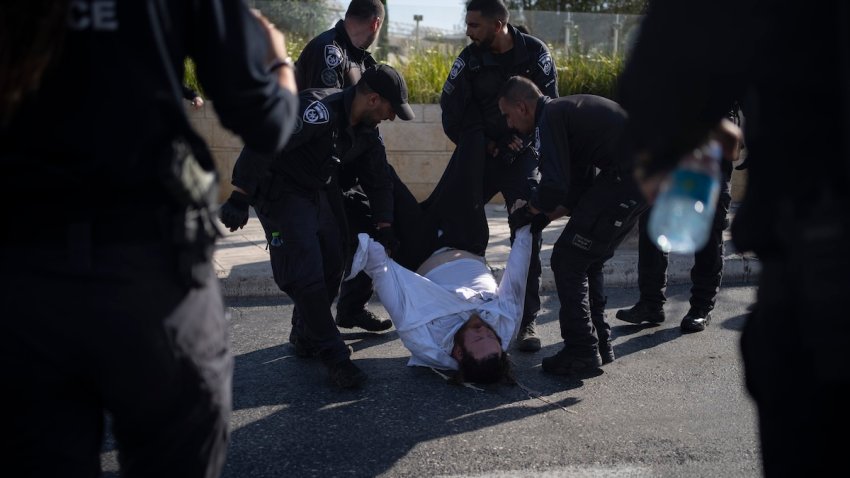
xmin=669 ymin=170 xmax=714 ymax=203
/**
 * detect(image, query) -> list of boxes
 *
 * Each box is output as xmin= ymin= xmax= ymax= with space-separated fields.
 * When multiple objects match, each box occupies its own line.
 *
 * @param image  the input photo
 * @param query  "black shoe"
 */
xmin=291 ymin=336 xmax=319 ymax=358
xmin=291 ymin=337 xmax=353 ymax=358
xmin=615 ymin=302 xmax=666 ymax=324
xmin=328 ymin=359 xmax=367 ymax=389
xmin=336 ymin=309 xmax=392 ymax=332
xmin=598 ymin=341 xmax=615 ymax=365
xmin=516 ymin=322 xmax=541 ymax=352
xmin=541 ymin=347 xmax=602 ymax=375
xmin=680 ymin=307 xmax=712 ymax=333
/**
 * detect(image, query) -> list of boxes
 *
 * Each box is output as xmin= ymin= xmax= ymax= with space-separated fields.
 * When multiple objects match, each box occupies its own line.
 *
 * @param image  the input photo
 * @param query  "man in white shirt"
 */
xmin=346 ymin=223 xmax=534 ymax=384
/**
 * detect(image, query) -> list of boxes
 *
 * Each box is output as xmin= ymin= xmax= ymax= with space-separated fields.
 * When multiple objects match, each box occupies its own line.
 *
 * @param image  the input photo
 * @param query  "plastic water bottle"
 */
xmin=647 ymin=139 xmax=722 ymax=254
xmin=270 ymin=231 xmax=283 ymax=248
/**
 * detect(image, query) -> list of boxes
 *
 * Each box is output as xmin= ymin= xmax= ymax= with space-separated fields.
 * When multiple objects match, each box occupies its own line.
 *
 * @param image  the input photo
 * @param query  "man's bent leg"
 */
xmin=616 ymin=210 xmax=668 ymax=324
xmin=588 ymin=261 xmax=613 ymax=364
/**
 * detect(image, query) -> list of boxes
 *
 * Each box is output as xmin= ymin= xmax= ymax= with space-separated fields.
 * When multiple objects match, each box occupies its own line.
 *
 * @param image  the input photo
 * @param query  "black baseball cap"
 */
xmin=361 ymin=64 xmax=415 ymax=121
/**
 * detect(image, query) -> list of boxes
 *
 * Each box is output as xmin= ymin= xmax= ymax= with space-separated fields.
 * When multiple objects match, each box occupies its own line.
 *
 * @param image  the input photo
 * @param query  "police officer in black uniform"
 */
xmin=439 ymin=0 xmax=558 ymax=353
xmin=295 ymin=0 xmax=381 ymax=90
xmin=618 ymin=0 xmax=850 ymax=474
xmin=294 ymin=0 xmax=401 ymax=333
xmin=0 ymin=1 xmax=298 ymax=476
xmin=616 ymin=106 xmax=740 ymax=333
xmin=220 ymin=65 xmax=414 ymax=389
xmin=498 ymin=77 xmax=648 ymax=375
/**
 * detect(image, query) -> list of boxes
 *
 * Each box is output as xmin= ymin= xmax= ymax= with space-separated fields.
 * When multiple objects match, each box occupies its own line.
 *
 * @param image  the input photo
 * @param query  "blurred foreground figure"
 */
xmin=0 ymin=1 xmax=297 ymax=476
xmin=617 ymin=0 xmax=850 ymax=475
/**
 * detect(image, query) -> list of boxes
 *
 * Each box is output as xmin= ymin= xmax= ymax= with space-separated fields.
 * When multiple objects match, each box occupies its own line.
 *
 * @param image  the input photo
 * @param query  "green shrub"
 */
xmin=184 ymin=44 xmax=625 ymax=103
xmin=392 ymin=48 xmax=456 ymax=104
xmin=556 ymin=54 xmax=624 ymax=99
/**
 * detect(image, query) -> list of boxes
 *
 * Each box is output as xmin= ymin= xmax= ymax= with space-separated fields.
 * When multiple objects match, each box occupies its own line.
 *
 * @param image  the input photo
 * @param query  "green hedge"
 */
xmin=184 ymin=45 xmax=624 ymax=102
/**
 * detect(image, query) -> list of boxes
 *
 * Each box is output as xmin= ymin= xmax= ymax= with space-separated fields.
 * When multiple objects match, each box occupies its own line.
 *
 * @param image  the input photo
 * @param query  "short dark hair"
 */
xmin=466 ymin=0 xmax=510 ymax=23
xmin=498 ymin=75 xmax=543 ymax=104
xmin=454 ymin=352 xmax=515 ymax=385
xmin=450 ymin=315 xmax=514 ymax=385
xmin=345 ymin=0 xmax=384 ymax=21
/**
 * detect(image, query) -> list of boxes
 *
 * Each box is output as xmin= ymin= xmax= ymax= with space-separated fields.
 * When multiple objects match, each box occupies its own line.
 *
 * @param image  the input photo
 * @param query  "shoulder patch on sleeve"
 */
xmin=449 ymin=57 xmax=465 ymax=79
xmin=324 ymin=45 xmax=343 ymax=68
xmin=321 ymin=68 xmax=338 ymax=86
xmin=538 ymin=52 xmax=553 ymax=76
xmin=303 ymin=101 xmax=330 ymax=124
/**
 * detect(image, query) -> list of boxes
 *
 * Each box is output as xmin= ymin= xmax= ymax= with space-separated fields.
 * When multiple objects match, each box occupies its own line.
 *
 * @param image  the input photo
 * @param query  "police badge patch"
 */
xmin=538 ymin=52 xmax=553 ymax=76
xmin=324 ymin=44 xmax=343 ymax=68
xmin=571 ymin=234 xmax=593 ymax=251
xmin=303 ymin=101 xmax=330 ymax=124
xmin=321 ymin=68 xmax=338 ymax=87
xmin=449 ymin=57 xmax=465 ymax=79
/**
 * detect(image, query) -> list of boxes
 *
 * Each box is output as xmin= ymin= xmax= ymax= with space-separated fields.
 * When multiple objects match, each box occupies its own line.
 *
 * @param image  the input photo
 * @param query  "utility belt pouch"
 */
xmin=161 ymin=135 xmax=224 ymax=288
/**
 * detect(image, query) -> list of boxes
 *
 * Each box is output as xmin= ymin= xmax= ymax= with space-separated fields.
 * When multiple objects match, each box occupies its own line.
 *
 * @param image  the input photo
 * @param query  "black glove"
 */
xmin=374 ymin=226 xmax=401 ymax=257
xmin=219 ymin=190 xmax=250 ymax=232
xmin=530 ymin=212 xmax=551 ymax=234
xmin=508 ymin=204 xmax=535 ymax=231
xmin=509 ymin=204 xmax=551 ymax=235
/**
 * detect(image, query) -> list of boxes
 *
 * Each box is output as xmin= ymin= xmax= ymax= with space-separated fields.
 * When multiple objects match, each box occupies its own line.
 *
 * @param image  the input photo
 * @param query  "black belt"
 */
xmin=0 ymin=207 xmax=171 ymax=247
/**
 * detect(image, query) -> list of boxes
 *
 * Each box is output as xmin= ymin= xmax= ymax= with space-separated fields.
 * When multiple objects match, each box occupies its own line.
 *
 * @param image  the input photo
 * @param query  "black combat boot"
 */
xmin=615 ymin=301 xmax=666 ymax=324
xmin=680 ymin=307 xmax=712 ymax=333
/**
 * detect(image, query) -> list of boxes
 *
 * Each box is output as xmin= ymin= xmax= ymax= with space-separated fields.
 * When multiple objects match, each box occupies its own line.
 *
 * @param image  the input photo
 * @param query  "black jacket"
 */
xmin=617 ymin=0 xmax=850 ymax=257
xmin=0 ymin=0 xmax=297 ymax=205
xmin=234 ymin=88 xmax=394 ymax=223
xmin=532 ymin=95 xmax=627 ymax=213
xmin=295 ymin=20 xmax=377 ymax=90
xmin=440 ymin=24 xmax=558 ymax=145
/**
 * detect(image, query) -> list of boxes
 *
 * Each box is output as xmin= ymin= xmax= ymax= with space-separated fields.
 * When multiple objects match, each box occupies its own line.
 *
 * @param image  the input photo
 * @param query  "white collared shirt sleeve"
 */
xmin=494 ymin=225 xmax=534 ymax=342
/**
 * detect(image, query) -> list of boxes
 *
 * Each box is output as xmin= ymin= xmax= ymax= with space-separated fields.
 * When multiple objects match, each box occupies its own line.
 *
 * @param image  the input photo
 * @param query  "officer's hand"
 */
xmin=530 ymin=213 xmax=551 ymax=234
xmin=493 ymin=135 xmax=526 ymax=164
xmin=219 ymin=190 xmax=250 ymax=232
xmin=508 ymin=204 xmax=534 ymax=231
xmin=374 ymin=226 xmax=401 ymax=257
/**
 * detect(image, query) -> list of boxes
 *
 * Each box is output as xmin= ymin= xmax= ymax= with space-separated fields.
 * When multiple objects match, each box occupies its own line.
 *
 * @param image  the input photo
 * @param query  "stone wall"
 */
xmin=187 ymin=102 xmax=746 ymax=205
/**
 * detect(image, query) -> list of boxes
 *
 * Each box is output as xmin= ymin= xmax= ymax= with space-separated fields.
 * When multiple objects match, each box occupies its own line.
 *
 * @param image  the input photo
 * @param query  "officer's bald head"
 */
xmin=345 ymin=0 xmax=384 ymax=22
xmin=499 ymin=76 xmax=543 ymax=104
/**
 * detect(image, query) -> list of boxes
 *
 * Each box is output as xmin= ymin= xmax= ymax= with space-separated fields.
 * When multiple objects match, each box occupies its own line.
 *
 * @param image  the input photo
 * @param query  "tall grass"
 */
xmin=391 ymin=48 xmax=456 ymax=104
xmin=556 ymin=54 xmax=624 ymax=99
xmin=184 ymin=44 xmax=625 ymax=102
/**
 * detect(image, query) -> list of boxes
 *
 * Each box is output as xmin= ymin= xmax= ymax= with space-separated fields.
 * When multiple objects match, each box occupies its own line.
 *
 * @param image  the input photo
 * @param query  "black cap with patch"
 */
xmin=361 ymin=64 xmax=415 ymax=121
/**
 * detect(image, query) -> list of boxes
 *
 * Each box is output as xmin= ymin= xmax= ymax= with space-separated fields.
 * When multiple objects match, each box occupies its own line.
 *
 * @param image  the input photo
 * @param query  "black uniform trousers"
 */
xmin=636 ymin=160 xmax=734 ymax=311
xmin=551 ymin=169 xmax=648 ymax=355
xmin=2 ymin=229 xmax=231 ymax=478
xmin=740 ymin=194 xmax=850 ymax=475
xmin=256 ymin=187 xmax=350 ymax=366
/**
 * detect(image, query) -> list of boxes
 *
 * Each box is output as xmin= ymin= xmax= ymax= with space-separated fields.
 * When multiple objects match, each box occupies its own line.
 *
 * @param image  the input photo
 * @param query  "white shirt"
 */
xmin=354 ymin=226 xmax=533 ymax=370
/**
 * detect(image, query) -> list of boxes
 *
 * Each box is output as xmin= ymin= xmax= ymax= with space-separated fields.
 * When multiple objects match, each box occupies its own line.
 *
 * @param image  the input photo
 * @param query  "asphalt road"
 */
xmin=100 ymin=284 xmax=761 ymax=477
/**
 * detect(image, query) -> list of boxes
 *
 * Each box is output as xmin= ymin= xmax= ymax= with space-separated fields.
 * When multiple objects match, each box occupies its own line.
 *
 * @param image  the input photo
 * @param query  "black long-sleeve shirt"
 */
xmin=531 ymin=95 xmax=627 ymax=213
xmin=440 ymin=24 xmax=558 ymax=145
xmin=616 ymin=0 xmax=849 ymax=256
xmin=295 ymin=20 xmax=377 ymax=90
xmin=234 ymin=87 xmax=394 ymax=223
xmin=1 ymin=0 xmax=298 ymax=205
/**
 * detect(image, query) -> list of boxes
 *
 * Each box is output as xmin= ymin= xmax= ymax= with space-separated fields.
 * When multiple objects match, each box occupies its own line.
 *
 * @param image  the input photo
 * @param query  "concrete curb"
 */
xmin=214 ymin=205 xmax=760 ymax=298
